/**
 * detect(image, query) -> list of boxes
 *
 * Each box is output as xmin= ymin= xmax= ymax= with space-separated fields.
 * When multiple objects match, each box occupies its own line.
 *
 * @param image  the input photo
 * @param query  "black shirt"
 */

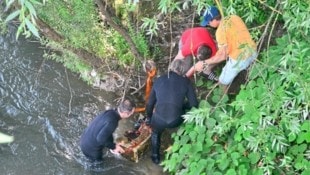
xmin=80 ymin=109 xmax=120 ymax=160
xmin=146 ymin=71 xmax=198 ymax=123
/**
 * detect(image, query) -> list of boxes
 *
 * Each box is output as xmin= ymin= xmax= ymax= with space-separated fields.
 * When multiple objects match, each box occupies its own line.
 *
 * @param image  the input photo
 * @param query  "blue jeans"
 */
xmin=219 ymin=52 xmax=258 ymax=85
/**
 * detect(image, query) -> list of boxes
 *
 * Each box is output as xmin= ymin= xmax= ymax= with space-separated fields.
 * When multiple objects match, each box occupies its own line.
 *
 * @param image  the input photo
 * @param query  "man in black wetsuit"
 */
xmin=80 ymin=99 xmax=135 ymax=161
xmin=146 ymin=59 xmax=198 ymax=164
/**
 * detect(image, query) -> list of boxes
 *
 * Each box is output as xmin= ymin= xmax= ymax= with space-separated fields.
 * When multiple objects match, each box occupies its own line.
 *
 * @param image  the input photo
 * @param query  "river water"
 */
xmin=0 ymin=26 xmax=165 ymax=175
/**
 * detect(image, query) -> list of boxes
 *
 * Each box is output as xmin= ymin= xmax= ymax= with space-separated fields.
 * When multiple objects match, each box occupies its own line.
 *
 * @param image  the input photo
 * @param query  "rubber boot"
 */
xmin=151 ymin=132 xmax=161 ymax=164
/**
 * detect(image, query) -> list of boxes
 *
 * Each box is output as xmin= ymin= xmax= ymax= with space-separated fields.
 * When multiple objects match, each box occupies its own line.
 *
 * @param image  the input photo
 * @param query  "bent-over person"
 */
xmin=146 ymin=59 xmax=198 ymax=164
xmin=80 ymin=99 xmax=135 ymax=161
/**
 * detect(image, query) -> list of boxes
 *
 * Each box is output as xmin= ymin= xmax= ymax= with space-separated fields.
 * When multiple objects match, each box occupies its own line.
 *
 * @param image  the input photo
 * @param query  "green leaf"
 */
xmin=206 ymin=118 xmax=216 ymax=129
xmin=251 ymin=168 xmax=264 ymax=175
xmin=298 ymin=144 xmax=307 ymax=153
xmin=206 ymin=158 xmax=215 ymax=171
xmin=288 ymin=133 xmax=296 ymax=142
xmin=218 ymin=155 xmax=230 ymax=170
xmin=192 ymin=142 xmax=203 ymax=152
xmin=189 ymin=131 xmax=197 ymax=140
xmin=301 ymin=121 xmax=310 ymax=131
xmin=4 ymin=0 xmax=15 ymax=11
xmin=301 ymin=169 xmax=310 ymax=175
xmin=225 ymin=169 xmax=237 ymax=175
xmin=16 ymin=22 xmax=24 ymax=40
xmin=204 ymin=137 xmax=214 ymax=148
xmin=179 ymin=144 xmax=191 ymax=154
xmin=234 ymin=127 xmax=243 ymax=142
xmin=180 ymin=135 xmax=190 ymax=145
xmin=238 ymin=164 xmax=248 ymax=175
xmin=297 ymin=132 xmax=310 ymax=143
xmin=29 ymin=0 xmax=43 ymax=5
xmin=231 ymin=152 xmax=241 ymax=166
xmin=212 ymin=94 xmax=220 ymax=103
xmin=5 ymin=10 xmax=21 ymax=22
xmin=248 ymin=152 xmax=260 ymax=164
xmin=24 ymin=1 xmax=37 ymax=18
xmin=25 ymin=17 xmax=40 ymax=38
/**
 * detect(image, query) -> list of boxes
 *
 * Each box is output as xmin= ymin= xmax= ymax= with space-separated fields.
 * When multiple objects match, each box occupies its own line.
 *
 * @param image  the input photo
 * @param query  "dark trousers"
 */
xmin=150 ymin=116 xmax=184 ymax=158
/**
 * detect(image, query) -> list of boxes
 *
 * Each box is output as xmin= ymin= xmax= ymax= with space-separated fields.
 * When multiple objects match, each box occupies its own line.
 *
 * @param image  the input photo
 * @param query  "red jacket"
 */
xmin=181 ymin=27 xmax=217 ymax=58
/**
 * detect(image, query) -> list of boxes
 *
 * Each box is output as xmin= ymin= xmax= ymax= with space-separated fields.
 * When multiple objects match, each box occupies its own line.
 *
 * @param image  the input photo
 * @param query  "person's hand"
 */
xmin=194 ymin=60 xmax=204 ymax=72
xmin=111 ymin=144 xmax=125 ymax=155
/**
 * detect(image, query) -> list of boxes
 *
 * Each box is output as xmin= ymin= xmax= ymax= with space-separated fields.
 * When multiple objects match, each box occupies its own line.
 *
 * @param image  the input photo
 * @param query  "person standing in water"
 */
xmin=80 ymin=99 xmax=135 ymax=161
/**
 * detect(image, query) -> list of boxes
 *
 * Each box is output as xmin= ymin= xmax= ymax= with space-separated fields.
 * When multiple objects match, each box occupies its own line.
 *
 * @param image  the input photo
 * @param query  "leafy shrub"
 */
xmin=162 ymin=0 xmax=310 ymax=175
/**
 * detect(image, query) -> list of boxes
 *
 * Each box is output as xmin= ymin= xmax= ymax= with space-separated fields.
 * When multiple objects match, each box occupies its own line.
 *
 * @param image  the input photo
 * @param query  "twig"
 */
xmin=168 ymin=11 xmax=173 ymax=78
xmin=65 ymin=68 xmax=73 ymax=116
xmin=267 ymin=13 xmax=280 ymax=53
xmin=130 ymin=83 xmax=146 ymax=95
xmin=257 ymin=1 xmax=280 ymax=53
xmin=205 ymin=83 xmax=219 ymax=100
xmin=258 ymin=0 xmax=282 ymax=15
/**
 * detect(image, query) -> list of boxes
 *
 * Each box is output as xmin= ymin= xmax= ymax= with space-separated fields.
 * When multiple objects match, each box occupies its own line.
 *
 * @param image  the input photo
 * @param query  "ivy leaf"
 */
xmin=212 ymin=94 xmax=220 ymax=103
xmin=225 ymin=169 xmax=237 ymax=175
xmin=298 ymin=144 xmax=307 ymax=153
xmin=191 ymin=142 xmax=203 ymax=152
xmin=301 ymin=121 xmax=310 ymax=131
xmin=179 ymin=144 xmax=191 ymax=154
xmin=238 ymin=164 xmax=248 ymax=175
xmin=189 ymin=131 xmax=197 ymax=140
xmin=248 ymin=152 xmax=260 ymax=164
xmin=297 ymin=132 xmax=310 ymax=143
xmin=197 ymin=159 xmax=207 ymax=173
xmin=231 ymin=152 xmax=241 ymax=166
xmin=218 ymin=155 xmax=230 ymax=171
xmin=205 ymin=158 xmax=215 ymax=171
xmin=206 ymin=118 xmax=216 ymax=130
xmin=301 ymin=169 xmax=310 ymax=175
xmin=234 ymin=127 xmax=243 ymax=141
xmin=288 ymin=133 xmax=297 ymax=142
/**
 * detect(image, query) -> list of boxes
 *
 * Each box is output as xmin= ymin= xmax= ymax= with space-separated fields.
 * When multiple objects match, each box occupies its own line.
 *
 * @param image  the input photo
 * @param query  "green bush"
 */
xmin=162 ymin=0 xmax=310 ymax=175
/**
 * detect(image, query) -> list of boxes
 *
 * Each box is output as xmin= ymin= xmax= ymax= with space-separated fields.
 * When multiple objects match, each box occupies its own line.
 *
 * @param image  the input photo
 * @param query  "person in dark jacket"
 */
xmin=146 ymin=59 xmax=199 ymax=164
xmin=80 ymin=99 xmax=135 ymax=161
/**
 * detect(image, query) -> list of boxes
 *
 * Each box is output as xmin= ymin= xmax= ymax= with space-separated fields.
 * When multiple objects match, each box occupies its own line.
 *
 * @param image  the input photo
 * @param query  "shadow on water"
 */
xmin=0 ymin=26 xmax=166 ymax=175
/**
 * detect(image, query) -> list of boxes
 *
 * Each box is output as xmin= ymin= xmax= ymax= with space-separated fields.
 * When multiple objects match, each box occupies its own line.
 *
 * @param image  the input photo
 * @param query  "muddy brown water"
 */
xmin=0 ymin=26 xmax=167 ymax=175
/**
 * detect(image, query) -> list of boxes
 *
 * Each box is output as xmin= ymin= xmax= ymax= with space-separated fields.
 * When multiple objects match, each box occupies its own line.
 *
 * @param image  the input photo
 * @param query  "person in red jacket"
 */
xmin=174 ymin=27 xmax=218 ymax=81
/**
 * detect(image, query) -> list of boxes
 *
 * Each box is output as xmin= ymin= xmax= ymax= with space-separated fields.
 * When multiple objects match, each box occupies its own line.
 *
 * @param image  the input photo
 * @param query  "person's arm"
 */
xmin=96 ymin=122 xmax=116 ymax=149
xmin=186 ymin=82 xmax=198 ymax=108
xmin=174 ymin=49 xmax=184 ymax=60
xmin=111 ymin=143 xmax=125 ymax=154
xmin=187 ymin=46 xmax=227 ymax=75
xmin=146 ymin=87 xmax=156 ymax=119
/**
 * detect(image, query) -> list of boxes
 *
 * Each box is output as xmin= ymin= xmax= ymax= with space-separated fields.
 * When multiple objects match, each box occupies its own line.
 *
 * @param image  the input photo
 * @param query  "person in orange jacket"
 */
xmin=191 ymin=6 xmax=258 ymax=93
xmin=174 ymin=27 xmax=218 ymax=81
